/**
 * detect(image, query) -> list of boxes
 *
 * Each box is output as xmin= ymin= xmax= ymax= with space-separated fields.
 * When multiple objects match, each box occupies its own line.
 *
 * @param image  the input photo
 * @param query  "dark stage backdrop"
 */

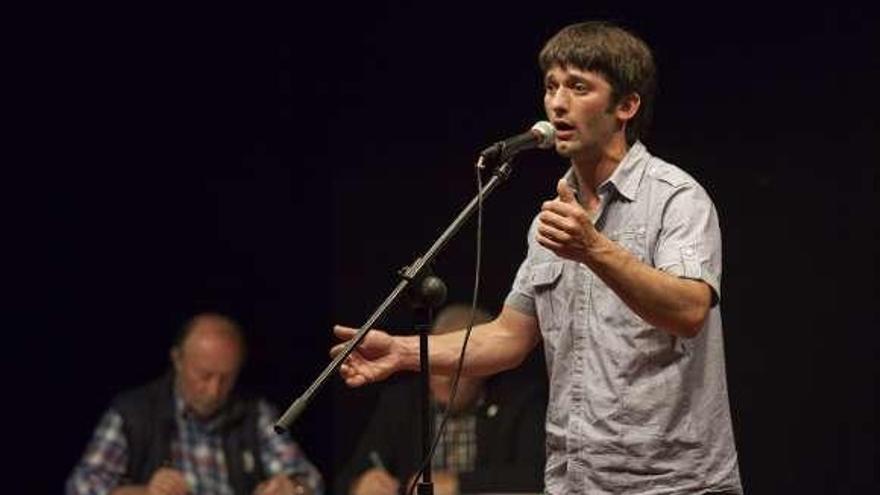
xmin=10 ymin=3 xmax=877 ymax=494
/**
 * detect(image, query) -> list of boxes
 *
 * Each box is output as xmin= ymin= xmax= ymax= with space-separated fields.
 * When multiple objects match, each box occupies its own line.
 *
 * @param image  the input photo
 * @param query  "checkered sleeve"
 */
xmin=256 ymin=400 xmax=325 ymax=495
xmin=65 ymin=409 xmax=129 ymax=495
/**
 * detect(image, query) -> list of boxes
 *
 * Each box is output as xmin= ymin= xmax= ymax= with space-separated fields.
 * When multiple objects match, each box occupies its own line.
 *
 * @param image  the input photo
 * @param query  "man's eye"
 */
xmin=573 ymin=83 xmax=588 ymax=93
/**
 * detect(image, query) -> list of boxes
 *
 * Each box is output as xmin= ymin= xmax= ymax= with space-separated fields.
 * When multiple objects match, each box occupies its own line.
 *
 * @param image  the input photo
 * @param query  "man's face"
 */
xmin=543 ymin=65 xmax=622 ymax=158
xmin=172 ymin=324 xmax=243 ymax=419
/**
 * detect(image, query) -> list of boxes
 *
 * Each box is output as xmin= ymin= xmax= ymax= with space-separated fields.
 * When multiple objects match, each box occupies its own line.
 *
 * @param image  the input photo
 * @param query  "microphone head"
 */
xmin=530 ymin=121 xmax=556 ymax=149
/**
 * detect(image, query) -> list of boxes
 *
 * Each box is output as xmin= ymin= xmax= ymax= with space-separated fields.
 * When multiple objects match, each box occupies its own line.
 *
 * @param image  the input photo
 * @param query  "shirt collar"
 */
xmin=173 ymin=389 xmax=226 ymax=431
xmin=563 ymin=141 xmax=650 ymax=203
xmin=432 ymin=392 xmax=486 ymax=418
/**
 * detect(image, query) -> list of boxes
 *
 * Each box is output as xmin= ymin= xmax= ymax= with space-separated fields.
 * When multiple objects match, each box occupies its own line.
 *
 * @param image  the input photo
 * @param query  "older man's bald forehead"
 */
xmin=177 ymin=312 xmax=245 ymax=353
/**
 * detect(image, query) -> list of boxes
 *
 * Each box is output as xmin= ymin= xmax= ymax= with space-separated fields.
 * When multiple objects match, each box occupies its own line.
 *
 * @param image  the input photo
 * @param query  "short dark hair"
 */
xmin=539 ymin=21 xmax=656 ymax=145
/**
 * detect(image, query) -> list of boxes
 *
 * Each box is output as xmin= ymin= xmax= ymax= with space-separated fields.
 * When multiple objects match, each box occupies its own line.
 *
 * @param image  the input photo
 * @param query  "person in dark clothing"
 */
xmin=336 ymin=304 xmax=547 ymax=495
xmin=67 ymin=312 xmax=323 ymax=495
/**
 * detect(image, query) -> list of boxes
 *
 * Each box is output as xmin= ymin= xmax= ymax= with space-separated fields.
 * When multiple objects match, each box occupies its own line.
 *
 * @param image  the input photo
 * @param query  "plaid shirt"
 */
xmin=67 ymin=396 xmax=323 ymax=495
xmin=431 ymin=404 xmax=478 ymax=474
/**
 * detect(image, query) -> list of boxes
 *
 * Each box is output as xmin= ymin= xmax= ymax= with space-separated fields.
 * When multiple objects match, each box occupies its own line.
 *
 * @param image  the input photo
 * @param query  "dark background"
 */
xmin=9 ymin=2 xmax=877 ymax=494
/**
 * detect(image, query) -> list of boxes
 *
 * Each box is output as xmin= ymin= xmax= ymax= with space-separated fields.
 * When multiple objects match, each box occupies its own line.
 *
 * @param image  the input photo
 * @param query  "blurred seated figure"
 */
xmin=335 ymin=304 xmax=547 ymax=495
xmin=67 ymin=312 xmax=324 ymax=495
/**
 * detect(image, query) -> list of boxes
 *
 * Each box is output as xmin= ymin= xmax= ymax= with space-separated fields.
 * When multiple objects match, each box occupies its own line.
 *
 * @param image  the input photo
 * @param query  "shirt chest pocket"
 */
xmin=597 ymin=227 xmax=681 ymax=370
xmin=606 ymin=227 xmax=648 ymax=263
xmin=529 ymin=261 xmax=566 ymax=335
xmin=594 ymin=228 xmax=651 ymax=333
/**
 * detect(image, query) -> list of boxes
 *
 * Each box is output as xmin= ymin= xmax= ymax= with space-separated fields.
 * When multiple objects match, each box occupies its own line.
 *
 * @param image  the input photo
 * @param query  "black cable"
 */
xmin=405 ymin=163 xmax=485 ymax=495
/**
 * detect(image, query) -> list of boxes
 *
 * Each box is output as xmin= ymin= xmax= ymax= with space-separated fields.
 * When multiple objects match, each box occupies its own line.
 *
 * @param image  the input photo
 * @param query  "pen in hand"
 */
xmin=369 ymin=450 xmax=387 ymax=472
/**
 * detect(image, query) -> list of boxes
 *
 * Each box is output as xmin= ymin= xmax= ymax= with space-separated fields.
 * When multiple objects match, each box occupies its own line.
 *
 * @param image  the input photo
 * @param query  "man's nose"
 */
xmin=547 ymin=88 xmax=568 ymax=115
xmin=205 ymin=376 xmax=223 ymax=397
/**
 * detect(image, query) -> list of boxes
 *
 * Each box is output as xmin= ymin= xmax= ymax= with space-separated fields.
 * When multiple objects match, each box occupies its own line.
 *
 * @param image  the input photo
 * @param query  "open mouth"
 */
xmin=553 ymin=121 xmax=575 ymax=131
xmin=553 ymin=121 xmax=575 ymax=139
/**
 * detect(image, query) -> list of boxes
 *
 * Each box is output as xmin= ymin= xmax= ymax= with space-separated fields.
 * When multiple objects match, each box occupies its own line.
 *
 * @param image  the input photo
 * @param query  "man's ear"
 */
xmin=615 ymin=92 xmax=641 ymax=123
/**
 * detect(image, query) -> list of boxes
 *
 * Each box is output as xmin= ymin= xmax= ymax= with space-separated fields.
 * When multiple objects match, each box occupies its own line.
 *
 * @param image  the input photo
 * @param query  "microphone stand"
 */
xmin=408 ymin=272 xmax=447 ymax=495
xmin=273 ymin=155 xmax=515 ymax=435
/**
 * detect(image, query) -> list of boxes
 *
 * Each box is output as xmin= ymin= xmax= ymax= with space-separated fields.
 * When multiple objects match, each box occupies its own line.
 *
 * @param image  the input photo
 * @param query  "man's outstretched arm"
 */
xmin=332 ymin=305 xmax=541 ymax=387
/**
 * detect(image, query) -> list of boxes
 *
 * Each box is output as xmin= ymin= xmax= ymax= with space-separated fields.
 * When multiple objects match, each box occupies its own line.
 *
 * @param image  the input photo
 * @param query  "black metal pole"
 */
xmin=274 ymin=159 xmax=515 ymax=433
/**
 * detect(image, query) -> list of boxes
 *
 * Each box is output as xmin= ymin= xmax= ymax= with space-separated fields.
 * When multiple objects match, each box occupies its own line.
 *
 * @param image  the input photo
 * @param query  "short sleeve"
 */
xmin=653 ymin=183 xmax=723 ymax=305
xmin=504 ymin=217 xmax=541 ymax=316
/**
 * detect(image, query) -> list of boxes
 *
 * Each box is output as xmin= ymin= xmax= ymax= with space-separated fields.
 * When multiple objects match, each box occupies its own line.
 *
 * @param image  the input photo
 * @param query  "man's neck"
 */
xmin=570 ymin=135 xmax=629 ymax=207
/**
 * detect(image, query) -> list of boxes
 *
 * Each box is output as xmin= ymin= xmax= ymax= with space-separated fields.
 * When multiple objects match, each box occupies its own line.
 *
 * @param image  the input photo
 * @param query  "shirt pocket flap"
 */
xmin=607 ymin=227 xmax=647 ymax=262
xmin=529 ymin=261 xmax=563 ymax=288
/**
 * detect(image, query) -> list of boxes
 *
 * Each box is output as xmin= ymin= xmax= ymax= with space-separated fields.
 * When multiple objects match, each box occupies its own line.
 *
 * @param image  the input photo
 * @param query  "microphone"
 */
xmin=479 ymin=121 xmax=556 ymax=165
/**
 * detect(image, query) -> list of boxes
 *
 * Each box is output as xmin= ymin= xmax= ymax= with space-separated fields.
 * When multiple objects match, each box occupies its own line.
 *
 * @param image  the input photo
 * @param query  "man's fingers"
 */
xmin=168 ymin=475 xmax=189 ymax=495
xmin=151 ymin=468 xmax=188 ymax=495
xmin=153 ymin=480 xmax=185 ymax=495
xmin=348 ymin=352 xmax=371 ymax=373
xmin=542 ymin=198 xmax=582 ymax=219
xmin=537 ymin=222 xmax=570 ymax=244
xmin=536 ymin=219 xmax=569 ymax=252
xmin=334 ymin=325 xmax=357 ymax=339
xmin=343 ymin=371 xmax=367 ymax=387
xmin=330 ymin=325 xmax=357 ymax=358
xmin=330 ymin=342 xmax=348 ymax=358
xmin=257 ymin=476 xmax=280 ymax=494
xmin=365 ymin=468 xmax=400 ymax=491
xmin=339 ymin=355 xmax=370 ymax=387
xmin=378 ymin=475 xmax=400 ymax=491
xmin=355 ymin=469 xmax=400 ymax=495
xmin=557 ymin=178 xmax=576 ymax=203
xmin=536 ymin=232 xmax=564 ymax=252
xmin=539 ymin=209 xmax=575 ymax=233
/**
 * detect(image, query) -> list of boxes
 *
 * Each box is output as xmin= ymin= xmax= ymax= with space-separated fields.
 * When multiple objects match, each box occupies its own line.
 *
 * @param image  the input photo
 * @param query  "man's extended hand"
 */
xmin=536 ymin=179 xmax=601 ymax=263
xmin=331 ymin=326 xmax=403 ymax=387
xmin=253 ymin=474 xmax=310 ymax=495
xmin=351 ymin=467 xmax=400 ymax=495
xmin=405 ymin=470 xmax=459 ymax=495
xmin=430 ymin=471 xmax=460 ymax=495
xmin=146 ymin=467 xmax=189 ymax=495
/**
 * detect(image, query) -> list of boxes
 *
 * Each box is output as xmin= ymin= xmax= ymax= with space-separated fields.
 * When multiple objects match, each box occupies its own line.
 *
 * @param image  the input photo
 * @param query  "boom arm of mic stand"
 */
xmin=274 ymin=159 xmax=516 ymax=433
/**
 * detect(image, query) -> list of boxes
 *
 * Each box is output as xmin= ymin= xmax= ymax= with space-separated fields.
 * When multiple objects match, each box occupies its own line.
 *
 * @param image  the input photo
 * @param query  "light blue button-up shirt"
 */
xmin=506 ymin=142 xmax=742 ymax=494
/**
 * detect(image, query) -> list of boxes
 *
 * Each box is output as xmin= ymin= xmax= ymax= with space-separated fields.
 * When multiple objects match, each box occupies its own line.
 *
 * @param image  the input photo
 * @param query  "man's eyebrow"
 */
xmin=566 ymin=73 xmax=591 ymax=84
xmin=544 ymin=74 xmax=564 ymax=86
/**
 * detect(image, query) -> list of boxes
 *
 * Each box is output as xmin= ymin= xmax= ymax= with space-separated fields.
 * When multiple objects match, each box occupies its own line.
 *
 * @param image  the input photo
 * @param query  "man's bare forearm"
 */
xmin=585 ymin=234 xmax=711 ymax=337
xmin=398 ymin=308 xmax=540 ymax=376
